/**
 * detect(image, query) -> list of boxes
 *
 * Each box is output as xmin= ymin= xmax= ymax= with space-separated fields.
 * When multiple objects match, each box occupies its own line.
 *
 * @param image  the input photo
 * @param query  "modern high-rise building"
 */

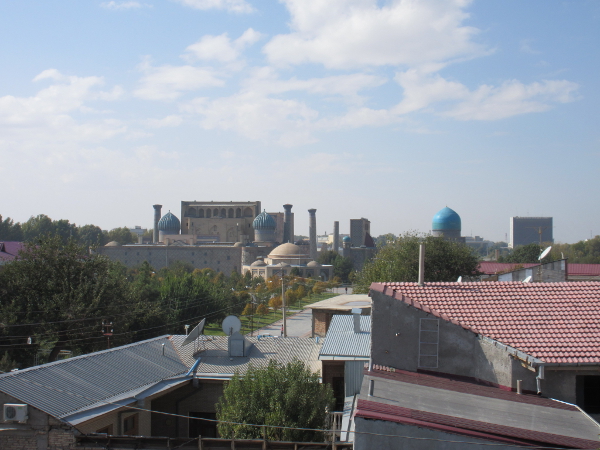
xmin=509 ymin=217 xmax=553 ymax=248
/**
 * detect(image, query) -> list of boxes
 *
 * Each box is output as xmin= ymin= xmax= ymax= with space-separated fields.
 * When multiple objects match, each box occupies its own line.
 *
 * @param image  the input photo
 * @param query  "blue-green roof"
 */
xmin=432 ymin=207 xmax=461 ymax=231
xmin=158 ymin=211 xmax=181 ymax=233
xmin=252 ymin=210 xmax=276 ymax=230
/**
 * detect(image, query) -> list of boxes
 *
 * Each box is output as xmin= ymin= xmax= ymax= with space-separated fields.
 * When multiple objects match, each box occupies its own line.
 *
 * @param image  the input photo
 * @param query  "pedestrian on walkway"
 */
xmin=280 ymin=324 xmax=283 ymax=336
xmin=345 ymin=287 xmax=348 ymax=294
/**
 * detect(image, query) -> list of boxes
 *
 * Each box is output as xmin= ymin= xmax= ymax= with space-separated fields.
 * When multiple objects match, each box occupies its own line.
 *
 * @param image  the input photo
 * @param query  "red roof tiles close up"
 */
xmin=371 ymin=281 xmax=600 ymax=364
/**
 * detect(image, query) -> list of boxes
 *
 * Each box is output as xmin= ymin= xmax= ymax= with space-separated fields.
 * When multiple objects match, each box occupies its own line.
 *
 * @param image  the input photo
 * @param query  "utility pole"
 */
xmin=102 ymin=321 xmax=113 ymax=349
xmin=281 ymin=270 xmax=287 ymax=337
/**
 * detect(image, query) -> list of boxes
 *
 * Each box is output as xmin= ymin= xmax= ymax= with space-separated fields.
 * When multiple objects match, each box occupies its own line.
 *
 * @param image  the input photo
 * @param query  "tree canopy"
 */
xmin=317 ymin=250 xmax=354 ymax=282
xmin=0 ymin=238 xmax=248 ymax=369
xmin=353 ymin=232 xmax=480 ymax=293
xmin=216 ymin=360 xmax=334 ymax=442
xmin=497 ymin=243 xmax=542 ymax=263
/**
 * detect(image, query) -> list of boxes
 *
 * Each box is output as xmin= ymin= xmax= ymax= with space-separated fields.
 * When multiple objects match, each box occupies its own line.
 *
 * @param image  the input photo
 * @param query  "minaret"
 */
xmin=153 ymin=204 xmax=162 ymax=244
xmin=308 ymin=209 xmax=317 ymax=261
xmin=283 ymin=204 xmax=293 ymax=243
xmin=333 ymin=221 xmax=340 ymax=254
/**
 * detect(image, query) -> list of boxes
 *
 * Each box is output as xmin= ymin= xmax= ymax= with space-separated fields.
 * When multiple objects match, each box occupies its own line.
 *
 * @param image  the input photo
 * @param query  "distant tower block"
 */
xmin=283 ymin=204 xmax=293 ymax=243
xmin=333 ymin=221 xmax=340 ymax=253
xmin=153 ymin=204 xmax=162 ymax=244
xmin=308 ymin=209 xmax=317 ymax=261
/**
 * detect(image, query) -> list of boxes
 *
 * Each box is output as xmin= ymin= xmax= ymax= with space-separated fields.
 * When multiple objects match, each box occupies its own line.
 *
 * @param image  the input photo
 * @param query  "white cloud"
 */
xmin=100 ymin=1 xmax=151 ymax=10
xmin=171 ymin=0 xmax=253 ymax=13
xmin=143 ymin=115 xmax=184 ymax=128
xmin=239 ymin=66 xmax=386 ymax=104
xmin=184 ymin=92 xmax=319 ymax=146
xmin=443 ymin=79 xmax=580 ymax=120
xmin=392 ymin=70 xmax=579 ymax=120
xmin=264 ymin=0 xmax=486 ymax=69
xmin=134 ymin=59 xmax=225 ymax=100
xmin=184 ymin=28 xmax=263 ymax=63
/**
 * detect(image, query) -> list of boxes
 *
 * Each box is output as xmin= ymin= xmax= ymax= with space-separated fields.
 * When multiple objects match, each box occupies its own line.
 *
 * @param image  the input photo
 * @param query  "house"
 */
xmin=308 ymin=294 xmax=371 ymax=337
xmin=319 ymin=313 xmax=370 ymax=442
xmin=478 ymin=261 xmax=600 ymax=281
xmin=349 ymin=281 xmax=600 ymax=449
xmin=0 ymin=242 xmax=25 ymax=266
xmin=0 ymin=332 xmax=322 ymax=449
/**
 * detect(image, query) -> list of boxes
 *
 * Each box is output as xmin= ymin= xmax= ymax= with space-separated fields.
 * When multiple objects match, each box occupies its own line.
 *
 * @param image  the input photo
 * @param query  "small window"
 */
xmin=577 ymin=375 xmax=600 ymax=414
xmin=123 ymin=414 xmax=138 ymax=435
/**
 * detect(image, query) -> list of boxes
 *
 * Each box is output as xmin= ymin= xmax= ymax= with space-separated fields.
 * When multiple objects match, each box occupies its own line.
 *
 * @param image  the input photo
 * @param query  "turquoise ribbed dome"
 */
xmin=158 ymin=211 xmax=180 ymax=234
xmin=343 ymin=236 xmax=351 ymax=242
xmin=432 ymin=207 xmax=461 ymax=231
xmin=252 ymin=210 xmax=276 ymax=230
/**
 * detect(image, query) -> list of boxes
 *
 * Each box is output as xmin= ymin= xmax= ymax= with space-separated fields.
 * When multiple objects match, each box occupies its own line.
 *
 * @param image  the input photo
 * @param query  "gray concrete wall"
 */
xmin=370 ymin=290 xmax=537 ymax=392
xmin=354 ymin=417 xmax=522 ymax=450
xmin=98 ymin=245 xmax=243 ymax=274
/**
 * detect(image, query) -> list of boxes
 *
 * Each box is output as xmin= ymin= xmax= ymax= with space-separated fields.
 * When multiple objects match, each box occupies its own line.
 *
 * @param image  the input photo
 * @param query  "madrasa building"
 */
xmin=97 ymin=202 xmax=333 ymax=280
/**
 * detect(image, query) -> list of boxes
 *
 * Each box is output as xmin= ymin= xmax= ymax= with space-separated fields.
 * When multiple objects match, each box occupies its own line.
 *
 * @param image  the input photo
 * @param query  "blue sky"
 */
xmin=0 ymin=0 xmax=598 ymax=243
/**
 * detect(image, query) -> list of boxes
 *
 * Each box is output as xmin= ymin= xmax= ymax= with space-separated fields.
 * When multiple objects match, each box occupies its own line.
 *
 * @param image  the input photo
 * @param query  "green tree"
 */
xmin=353 ymin=232 xmax=480 ymax=293
xmin=78 ymin=224 xmax=106 ymax=248
xmin=21 ymin=214 xmax=54 ymax=241
xmin=216 ymin=360 xmax=334 ymax=441
xmin=317 ymin=251 xmax=354 ymax=282
xmin=0 ymin=236 xmax=131 ymax=366
xmin=498 ymin=243 xmax=542 ymax=263
xmin=0 ymin=215 xmax=23 ymax=241
xmin=104 ymin=227 xmax=136 ymax=245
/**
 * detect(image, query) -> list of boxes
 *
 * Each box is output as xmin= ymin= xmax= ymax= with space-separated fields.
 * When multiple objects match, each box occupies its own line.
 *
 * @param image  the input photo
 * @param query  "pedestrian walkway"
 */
xmin=251 ymin=307 xmax=313 ymax=338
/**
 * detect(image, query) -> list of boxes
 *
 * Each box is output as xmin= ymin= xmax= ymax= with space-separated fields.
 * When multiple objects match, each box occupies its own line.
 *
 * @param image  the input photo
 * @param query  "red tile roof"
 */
xmin=0 ymin=241 xmax=25 ymax=262
xmin=371 ymin=281 xmax=600 ymax=364
xmin=568 ymin=264 xmax=600 ymax=277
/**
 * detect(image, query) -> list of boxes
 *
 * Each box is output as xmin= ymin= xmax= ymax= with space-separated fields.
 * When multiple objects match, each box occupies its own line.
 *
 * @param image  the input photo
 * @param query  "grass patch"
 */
xmin=204 ymin=292 xmax=338 ymax=336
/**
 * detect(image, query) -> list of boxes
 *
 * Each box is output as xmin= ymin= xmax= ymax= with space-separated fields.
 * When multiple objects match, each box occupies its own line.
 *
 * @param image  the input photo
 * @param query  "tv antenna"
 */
xmin=181 ymin=318 xmax=207 ymax=353
xmin=537 ymin=246 xmax=552 ymax=282
xmin=222 ymin=315 xmax=241 ymax=336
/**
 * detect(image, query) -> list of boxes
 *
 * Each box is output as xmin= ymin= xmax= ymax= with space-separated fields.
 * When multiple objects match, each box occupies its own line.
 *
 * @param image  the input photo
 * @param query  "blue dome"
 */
xmin=343 ymin=236 xmax=351 ymax=242
xmin=432 ymin=207 xmax=461 ymax=231
xmin=158 ymin=211 xmax=180 ymax=234
xmin=252 ymin=210 xmax=276 ymax=230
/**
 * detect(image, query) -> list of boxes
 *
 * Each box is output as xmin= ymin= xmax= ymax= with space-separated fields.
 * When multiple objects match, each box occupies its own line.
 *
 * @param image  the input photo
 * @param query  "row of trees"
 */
xmin=0 ymin=236 xmax=248 ymax=370
xmin=0 ymin=213 xmax=144 ymax=246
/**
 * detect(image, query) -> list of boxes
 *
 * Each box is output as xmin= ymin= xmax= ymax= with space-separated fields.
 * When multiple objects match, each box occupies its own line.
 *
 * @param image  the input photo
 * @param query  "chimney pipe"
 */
xmin=418 ymin=243 xmax=425 ymax=286
xmin=153 ymin=204 xmax=162 ymax=244
xmin=283 ymin=204 xmax=293 ymax=243
xmin=333 ymin=221 xmax=339 ymax=253
xmin=308 ymin=209 xmax=317 ymax=261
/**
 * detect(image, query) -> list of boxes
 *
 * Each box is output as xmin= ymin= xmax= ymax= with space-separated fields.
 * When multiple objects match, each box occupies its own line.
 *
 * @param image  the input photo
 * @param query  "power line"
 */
xmin=7 ymin=374 xmax=586 ymax=450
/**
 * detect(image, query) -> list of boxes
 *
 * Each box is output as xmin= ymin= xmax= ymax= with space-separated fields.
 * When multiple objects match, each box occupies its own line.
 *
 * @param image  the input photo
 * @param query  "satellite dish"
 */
xmin=182 ymin=318 xmax=206 ymax=346
xmin=539 ymin=246 xmax=552 ymax=261
xmin=222 ymin=315 xmax=241 ymax=336
xmin=523 ymin=276 xmax=532 ymax=283
xmin=457 ymin=276 xmax=462 ymax=283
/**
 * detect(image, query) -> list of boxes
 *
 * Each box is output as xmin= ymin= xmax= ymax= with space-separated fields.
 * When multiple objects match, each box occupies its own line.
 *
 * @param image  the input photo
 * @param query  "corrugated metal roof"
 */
xmin=355 ymin=369 xmax=600 ymax=448
xmin=171 ymin=335 xmax=323 ymax=376
xmin=0 ymin=335 xmax=187 ymax=420
xmin=319 ymin=315 xmax=371 ymax=360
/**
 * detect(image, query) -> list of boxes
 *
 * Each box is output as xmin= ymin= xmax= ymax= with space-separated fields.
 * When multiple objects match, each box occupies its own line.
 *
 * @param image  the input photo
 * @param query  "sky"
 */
xmin=0 ymin=0 xmax=598 ymax=243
